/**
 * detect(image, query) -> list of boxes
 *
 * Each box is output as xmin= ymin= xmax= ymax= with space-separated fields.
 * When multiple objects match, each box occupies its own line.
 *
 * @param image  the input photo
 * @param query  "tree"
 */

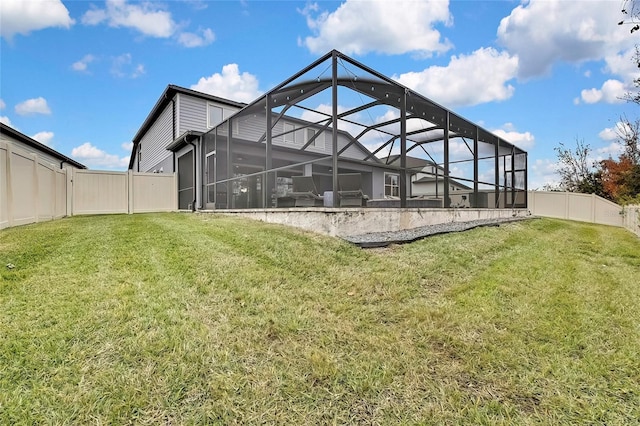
xmin=616 ymin=115 xmax=640 ymax=165
xmin=618 ymin=1 xmax=640 ymax=104
xmin=600 ymin=156 xmax=635 ymax=200
xmin=619 ymin=0 xmax=640 ymax=32
xmin=554 ymin=138 xmax=600 ymax=193
xmin=599 ymin=117 xmax=640 ymax=203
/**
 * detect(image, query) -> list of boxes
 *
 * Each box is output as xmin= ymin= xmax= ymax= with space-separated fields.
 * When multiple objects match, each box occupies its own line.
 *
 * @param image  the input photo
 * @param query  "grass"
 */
xmin=1 ymin=213 xmax=639 ymax=424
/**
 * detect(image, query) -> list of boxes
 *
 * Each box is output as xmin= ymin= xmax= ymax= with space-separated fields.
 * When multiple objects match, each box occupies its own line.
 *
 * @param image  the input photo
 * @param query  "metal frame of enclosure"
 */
xmin=204 ymin=50 xmax=527 ymax=210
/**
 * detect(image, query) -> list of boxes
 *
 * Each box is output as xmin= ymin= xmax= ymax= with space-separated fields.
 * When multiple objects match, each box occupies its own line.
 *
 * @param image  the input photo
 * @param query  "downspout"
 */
xmin=188 ymin=138 xmax=197 ymax=212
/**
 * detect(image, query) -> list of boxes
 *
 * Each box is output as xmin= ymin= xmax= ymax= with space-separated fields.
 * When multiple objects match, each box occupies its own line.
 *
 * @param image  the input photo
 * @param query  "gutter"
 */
xmin=187 ymin=139 xmax=197 ymax=212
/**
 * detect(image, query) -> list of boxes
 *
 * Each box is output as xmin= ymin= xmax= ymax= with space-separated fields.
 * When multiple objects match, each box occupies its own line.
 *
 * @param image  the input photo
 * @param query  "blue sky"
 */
xmin=1 ymin=0 xmax=639 ymax=188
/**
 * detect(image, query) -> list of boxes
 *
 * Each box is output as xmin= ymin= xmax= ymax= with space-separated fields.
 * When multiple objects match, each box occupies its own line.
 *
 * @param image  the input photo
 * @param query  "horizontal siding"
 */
xmin=140 ymin=102 xmax=174 ymax=172
xmin=178 ymin=94 xmax=207 ymax=134
xmin=179 ymin=94 xmax=241 ymax=135
xmin=232 ymin=113 xmax=370 ymax=159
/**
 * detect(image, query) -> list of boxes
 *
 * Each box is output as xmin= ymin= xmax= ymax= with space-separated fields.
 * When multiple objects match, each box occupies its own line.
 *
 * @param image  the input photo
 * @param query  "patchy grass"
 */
xmin=1 ymin=213 xmax=639 ymax=424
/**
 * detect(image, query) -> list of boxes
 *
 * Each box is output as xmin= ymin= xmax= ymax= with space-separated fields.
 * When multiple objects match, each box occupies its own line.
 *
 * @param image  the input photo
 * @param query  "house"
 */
xmin=128 ymin=85 xmax=381 ymax=209
xmin=1 ymin=122 xmax=86 ymax=170
xmin=386 ymin=155 xmax=471 ymax=198
xmin=128 ymin=50 xmax=528 ymax=210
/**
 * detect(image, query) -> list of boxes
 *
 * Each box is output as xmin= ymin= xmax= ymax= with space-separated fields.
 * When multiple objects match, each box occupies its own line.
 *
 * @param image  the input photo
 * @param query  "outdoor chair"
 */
xmin=337 ymin=173 xmax=369 ymax=207
xmin=290 ymin=176 xmax=324 ymax=207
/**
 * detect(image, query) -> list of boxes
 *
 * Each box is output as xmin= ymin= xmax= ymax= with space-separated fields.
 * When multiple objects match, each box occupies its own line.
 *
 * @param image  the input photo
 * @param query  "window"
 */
xmin=137 ymin=144 xmax=142 ymax=168
xmin=306 ymin=128 xmax=324 ymax=148
xmin=385 ymin=173 xmax=399 ymax=197
xmin=208 ymin=104 xmax=223 ymax=128
xmin=306 ymin=129 xmax=316 ymax=147
xmin=284 ymin=123 xmax=295 ymax=143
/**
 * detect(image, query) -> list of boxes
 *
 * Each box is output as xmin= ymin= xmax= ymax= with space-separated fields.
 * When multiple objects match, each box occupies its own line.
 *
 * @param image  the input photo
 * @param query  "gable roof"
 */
xmin=128 ymin=84 xmax=247 ymax=169
xmin=0 ymin=123 xmax=86 ymax=169
xmin=413 ymin=175 xmax=471 ymax=190
xmin=387 ymin=154 xmax=437 ymax=171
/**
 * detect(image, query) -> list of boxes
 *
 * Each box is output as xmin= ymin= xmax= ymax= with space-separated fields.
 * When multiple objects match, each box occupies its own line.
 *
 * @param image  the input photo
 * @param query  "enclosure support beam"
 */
xmin=226 ymin=119 xmax=233 ymax=209
xmin=443 ymin=112 xmax=450 ymax=208
xmin=524 ymin=153 xmax=529 ymax=208
xmin=510 ymin=145 xmax=516 ymax=208
xmin=494 ymin=137 xmax=500 ymax=208
xmin=473 ymin=127 xmax=479 ymax=208
xmin=265 ymin=95 xmax=273 ymax=208
xmin=332 ymin=51 xmax=339 ymax=206
xmin=400 ymin=90 xmax=407 ymax=208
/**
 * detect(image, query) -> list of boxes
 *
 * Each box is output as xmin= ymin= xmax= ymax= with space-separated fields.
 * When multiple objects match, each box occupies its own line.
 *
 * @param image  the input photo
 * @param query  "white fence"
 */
xmin=2 ymin=142 xmax=638 ymax=238
xmin=1 ymin=141 xmax=177 ymax=229
xmin=528 ymin=191 xmax=640 ymax=237
xmin=622 ymin=205 xmax=640 ymax=237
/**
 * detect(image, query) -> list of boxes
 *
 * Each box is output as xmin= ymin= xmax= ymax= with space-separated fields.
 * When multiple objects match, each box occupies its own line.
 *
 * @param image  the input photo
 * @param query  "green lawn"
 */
xmin=1 ymin=213 xmax=639 ymax=424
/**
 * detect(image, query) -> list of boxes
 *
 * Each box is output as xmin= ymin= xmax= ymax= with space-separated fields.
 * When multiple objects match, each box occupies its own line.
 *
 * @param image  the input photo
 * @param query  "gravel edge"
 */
xmin=342 ymin=216 xmax=535 ymax=248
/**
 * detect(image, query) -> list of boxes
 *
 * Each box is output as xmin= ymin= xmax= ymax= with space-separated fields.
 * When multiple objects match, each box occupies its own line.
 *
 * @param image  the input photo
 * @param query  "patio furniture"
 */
xmin=338 ymin=173 xmax=369 ymax=207
xmin=290 ymin=176 xmax=324 ymax=207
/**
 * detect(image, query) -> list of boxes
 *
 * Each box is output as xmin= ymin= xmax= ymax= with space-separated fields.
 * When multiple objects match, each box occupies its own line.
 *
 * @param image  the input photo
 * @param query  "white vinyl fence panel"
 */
xmin=622 ymin=205 xmax=640 ymax=237
xmin=528 ymin=191 xmax=624 ymax=227
xmin=2 ymin=140 xmax=177 ymax=229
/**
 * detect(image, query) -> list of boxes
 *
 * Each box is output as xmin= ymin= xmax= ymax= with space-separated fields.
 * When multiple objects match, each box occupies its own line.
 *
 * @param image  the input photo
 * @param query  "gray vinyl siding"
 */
xmin=231 ymin=113 xmax=370 ymax=160
xmin=178 ymin=94 xmax=241 ymax=135
xmin=178 ymin=94 xmax=207 ymax=135
xmin=140 ymin=101 xmax=174 ymax=172
xmin=147 ymin=155 xmax=174 ymax=175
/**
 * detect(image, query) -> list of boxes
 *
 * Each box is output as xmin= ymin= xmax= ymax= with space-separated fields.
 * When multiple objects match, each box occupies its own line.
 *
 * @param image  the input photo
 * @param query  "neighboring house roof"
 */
xmin=387 ymin=154 xmax=437 ymax=171
xmin=0 ymin=122 xmax=87 ymax=169
xmin=413 ymin=175 xmax=471 ymax=190
xmin=128 ymin=84 xmax=247 ymax=169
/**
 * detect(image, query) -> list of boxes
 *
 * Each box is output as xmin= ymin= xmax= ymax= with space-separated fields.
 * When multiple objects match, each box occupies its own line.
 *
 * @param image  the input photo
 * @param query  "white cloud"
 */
xmin=178 ymin=28 xmax=215 ymax=48
xmin=595 ymin=141 xmax=624 ymax=158
xmin=498 ymin=0 xmax=635 ymax=78
xmin=599 ymin=126 xmax=618 ymax=141
xmin=604 ymin=49 xmax=638 ymax=78
xmin=491 ymin=123 xmax=535 ymax=151
xmin=82 ymin=0 xmax=176 ymax=38
xmin=31 ymin=131 xmax=54 ymax=146
xmin=579 ymin=79 xmax=626 ymax=104
xmin=121 ymin=141 xmax=134 ymax=151
xmin=111 ymin=53 xmax=145 ymax=78
xmin=72 ymin=54 xmax=96 ymax=72
xmin=530 ymin=158 xmax=561 ymax=190
xmin=132 ymin=64 xmax=146 ymax=78
xmin=185 ymin=0 xmax=209 ymax=11
xmin=394 ymin=47 xmax=518 ymax=107
xmin=299 ymin=0 xmax=452 ymax=57
xmin=0 ymin=116 xmax=13 ymax=126
xmin=15 ymin=97 xmax=51 ymax=116
xmin=599 ymin=120 xmax=633 ymax=143
xmin=191 ymin=64 xmax=261 ymax=103
xmin=0 ymin=0 xmax=74 ymax=40
xmin=71 ymin=142 xmax=129 ymax=169
xmin=575 ymin=49 xmax=640 ymax=104
xmin=0 ymin=99 xmax=5 ymax=110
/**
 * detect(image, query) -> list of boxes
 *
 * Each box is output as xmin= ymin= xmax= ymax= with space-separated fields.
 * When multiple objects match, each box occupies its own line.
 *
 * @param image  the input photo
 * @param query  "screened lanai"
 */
xmin=203 ymin=50 xmax=527 ymax=210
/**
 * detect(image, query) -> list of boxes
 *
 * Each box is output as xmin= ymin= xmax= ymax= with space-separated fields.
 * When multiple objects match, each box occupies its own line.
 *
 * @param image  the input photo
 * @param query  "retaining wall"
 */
xmin=214 ymin=208 xmax=530 ymax=237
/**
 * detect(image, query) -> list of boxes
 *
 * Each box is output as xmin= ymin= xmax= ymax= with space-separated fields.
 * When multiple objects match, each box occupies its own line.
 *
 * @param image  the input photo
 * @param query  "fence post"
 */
xmin=174 ymin=172 xmax=179 ymax=211
xmin=128 ymin=169 xmax=134 ymax=214
xmin=3 ymin=142 xmax=13 ymax=228
xmin=68 ymin=168 xmax=75 ymax=216
xmin=31 ymin=153 xmax=39 ymax=223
